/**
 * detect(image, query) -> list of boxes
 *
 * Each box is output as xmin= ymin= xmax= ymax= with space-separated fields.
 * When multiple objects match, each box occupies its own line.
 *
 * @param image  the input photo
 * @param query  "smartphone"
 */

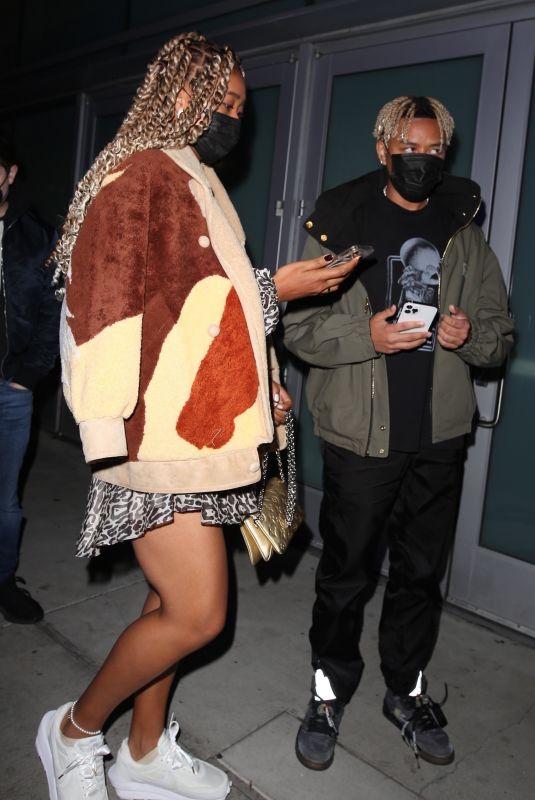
xmin=395 ymin=302 xmax=438 ymax=333
xmin=326 ymin=243 xmax=374 ymax=268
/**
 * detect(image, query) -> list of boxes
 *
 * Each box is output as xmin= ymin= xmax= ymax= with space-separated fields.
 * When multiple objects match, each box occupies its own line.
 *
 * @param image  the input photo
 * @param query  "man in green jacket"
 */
xmin=283 ymin=96 xmax=513 ymax=771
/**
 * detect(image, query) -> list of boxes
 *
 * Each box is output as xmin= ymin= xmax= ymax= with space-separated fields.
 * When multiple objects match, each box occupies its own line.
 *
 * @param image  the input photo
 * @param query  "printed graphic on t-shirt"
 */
xmin=386 ymin=237 xmax=440 ymax=352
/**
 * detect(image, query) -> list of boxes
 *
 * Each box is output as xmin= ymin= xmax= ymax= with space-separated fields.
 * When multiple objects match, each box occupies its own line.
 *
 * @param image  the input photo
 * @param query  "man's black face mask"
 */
xmin=194 ymin=112 xmax=242 ymax=166
xmin=387 ymin=153 xmax=444 ymax=203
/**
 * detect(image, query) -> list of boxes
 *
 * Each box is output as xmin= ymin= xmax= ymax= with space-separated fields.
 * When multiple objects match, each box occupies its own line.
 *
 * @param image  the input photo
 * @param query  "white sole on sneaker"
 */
xmin=35 ymin=710 xmax=60 ymax=800
xmin=107 ymin=764 xmax=231 ymax=800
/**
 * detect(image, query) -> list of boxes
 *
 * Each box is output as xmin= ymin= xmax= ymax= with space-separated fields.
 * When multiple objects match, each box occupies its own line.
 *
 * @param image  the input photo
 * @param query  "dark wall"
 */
xmin=0 ymin=0 xmax=513 ymax=225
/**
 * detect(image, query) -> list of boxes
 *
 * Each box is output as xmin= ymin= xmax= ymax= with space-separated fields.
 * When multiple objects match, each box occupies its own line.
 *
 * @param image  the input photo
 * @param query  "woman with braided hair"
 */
xmin=35 ymin=33 xmax=359 ymax=800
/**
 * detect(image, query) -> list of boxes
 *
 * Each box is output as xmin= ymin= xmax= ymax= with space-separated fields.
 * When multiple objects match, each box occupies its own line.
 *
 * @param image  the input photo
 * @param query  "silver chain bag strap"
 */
xmin=240 ymin=411 xmax=304 ymax=565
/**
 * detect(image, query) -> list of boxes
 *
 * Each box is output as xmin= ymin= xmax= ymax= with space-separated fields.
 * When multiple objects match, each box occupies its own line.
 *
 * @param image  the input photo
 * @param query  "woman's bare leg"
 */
xmin=61 ymin=512 xmax=228 ymax=750
xmin=127 ymin=591 xmax=177 ymax=760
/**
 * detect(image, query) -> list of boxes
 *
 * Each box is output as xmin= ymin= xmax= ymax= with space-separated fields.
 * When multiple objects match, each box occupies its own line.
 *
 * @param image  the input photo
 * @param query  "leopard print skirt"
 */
xmin=76 ymin=478 xmax=259 ymax=558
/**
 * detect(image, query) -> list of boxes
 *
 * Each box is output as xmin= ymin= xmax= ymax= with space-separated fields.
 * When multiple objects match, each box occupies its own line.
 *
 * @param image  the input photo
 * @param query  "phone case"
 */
xmin=326 ymin=244 xmax=374 ymax=268
xmin=396 ymin=302 xmax=438 ymax=333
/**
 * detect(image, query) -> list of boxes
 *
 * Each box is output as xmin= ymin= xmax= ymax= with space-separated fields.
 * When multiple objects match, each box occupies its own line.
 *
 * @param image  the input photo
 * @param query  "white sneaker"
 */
xmin=108 ymin=715 xmax=230 ymax=800
xmin=36 ymin=702 xmax=111 ymax=799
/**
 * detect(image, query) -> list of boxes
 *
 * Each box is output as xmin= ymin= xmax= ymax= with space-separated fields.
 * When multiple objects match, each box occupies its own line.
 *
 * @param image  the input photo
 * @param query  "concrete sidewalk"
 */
xmin=2 ymin=431 xmax=535 ymax=800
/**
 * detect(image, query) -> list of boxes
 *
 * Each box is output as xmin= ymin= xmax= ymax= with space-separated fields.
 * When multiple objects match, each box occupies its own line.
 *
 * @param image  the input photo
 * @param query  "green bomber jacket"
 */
xmin=283 ymin=169 xmax=514 ymax=457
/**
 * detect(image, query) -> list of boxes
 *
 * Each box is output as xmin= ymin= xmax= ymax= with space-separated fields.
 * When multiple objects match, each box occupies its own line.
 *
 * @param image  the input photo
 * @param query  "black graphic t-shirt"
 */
xmin=355 ymin=190 xmax=461 ymax=451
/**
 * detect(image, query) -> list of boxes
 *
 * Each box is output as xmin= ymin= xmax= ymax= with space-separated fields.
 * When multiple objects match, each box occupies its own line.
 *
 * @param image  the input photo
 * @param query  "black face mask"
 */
xmin=194 ymin=112 xmax=242 ymax=166
xmin=387 ymin=153 xmax=444 ymax=202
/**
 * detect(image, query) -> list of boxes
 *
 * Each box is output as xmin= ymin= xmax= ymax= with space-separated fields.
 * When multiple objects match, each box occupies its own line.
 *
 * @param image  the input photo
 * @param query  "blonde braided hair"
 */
xmin=373 ymin=96 xmax=454 ymax=148
xmin=53 ymin=32 xmax=237 ymax=281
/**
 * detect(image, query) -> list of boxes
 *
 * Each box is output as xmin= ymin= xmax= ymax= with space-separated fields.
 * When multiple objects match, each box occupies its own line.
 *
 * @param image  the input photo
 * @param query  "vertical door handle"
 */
xmin=478 ymin=375 xmax=505 ymax=428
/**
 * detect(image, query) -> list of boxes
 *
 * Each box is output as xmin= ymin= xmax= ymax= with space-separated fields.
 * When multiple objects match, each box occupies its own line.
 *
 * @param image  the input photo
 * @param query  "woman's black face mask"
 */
xmin=194 ymin=112 xmax=242 ymax=166
xmin=387 ymin=153 xmax=444 ymax=202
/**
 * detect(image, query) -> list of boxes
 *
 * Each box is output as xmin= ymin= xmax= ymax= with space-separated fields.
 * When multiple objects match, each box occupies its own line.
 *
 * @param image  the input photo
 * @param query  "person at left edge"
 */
xmin=0 ymin=136 xmax=59 ymax=625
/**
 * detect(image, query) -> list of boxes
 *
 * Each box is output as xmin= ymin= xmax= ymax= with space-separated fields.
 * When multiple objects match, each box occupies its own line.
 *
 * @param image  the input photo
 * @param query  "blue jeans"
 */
xmin=0 ymin=379 xmax=33 ymax=582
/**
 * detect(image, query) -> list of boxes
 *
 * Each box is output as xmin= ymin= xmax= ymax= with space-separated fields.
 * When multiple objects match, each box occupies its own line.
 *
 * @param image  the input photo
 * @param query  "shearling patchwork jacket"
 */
xmin=61 ymin=146 xmax=276 ymax=493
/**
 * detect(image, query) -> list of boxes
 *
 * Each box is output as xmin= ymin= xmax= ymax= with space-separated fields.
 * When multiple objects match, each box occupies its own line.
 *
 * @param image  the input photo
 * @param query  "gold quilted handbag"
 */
xmin=240 ymin=412 xmax=304 ymax=565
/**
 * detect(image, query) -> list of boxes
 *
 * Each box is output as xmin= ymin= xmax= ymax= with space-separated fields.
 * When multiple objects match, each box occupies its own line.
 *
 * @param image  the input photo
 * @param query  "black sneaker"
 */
xmin=0 ymin=575 xmax=44 ymax=624
xmin=295 ymin=696 xmax=345 ymax=770
xmin=383 ymin=679 xmax=454 ymax=765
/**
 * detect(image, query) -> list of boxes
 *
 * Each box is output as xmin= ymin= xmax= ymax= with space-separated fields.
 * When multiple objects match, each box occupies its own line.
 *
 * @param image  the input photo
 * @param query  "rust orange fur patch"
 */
xmin=176 ymin=289 xmax=259 ymax=449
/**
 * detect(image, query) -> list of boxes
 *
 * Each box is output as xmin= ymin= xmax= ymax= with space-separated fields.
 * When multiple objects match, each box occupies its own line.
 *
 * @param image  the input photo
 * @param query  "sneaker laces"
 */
xmin=400 ymin=719 xmax=421 ymax=766
xmin=400 ymin=685 xmax=449 ymax=767
xmin=58 ymin=741 xmax=110 ymax=796
xmin=308 ymin=699 xmax=341 ymax=736
xmin=324 ymin=704 xmax=339 ymax=735
xmin=160 ymin=715 xmax=199 ymax=774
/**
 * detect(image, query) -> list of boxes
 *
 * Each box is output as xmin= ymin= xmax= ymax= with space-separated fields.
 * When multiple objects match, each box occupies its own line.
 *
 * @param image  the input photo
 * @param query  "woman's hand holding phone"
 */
xmin=273 ymin=252 xmax=361 ymax=301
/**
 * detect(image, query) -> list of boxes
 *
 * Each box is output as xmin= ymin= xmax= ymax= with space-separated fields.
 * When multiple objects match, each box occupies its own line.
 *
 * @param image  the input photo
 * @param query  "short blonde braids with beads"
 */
xmin=373 ymin=96 xmax=454 ymax=148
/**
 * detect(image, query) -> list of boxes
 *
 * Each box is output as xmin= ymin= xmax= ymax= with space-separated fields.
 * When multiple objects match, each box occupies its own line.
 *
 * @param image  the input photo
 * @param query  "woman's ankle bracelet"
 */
xmin=68 ymin=700 xmax=102 ymax=737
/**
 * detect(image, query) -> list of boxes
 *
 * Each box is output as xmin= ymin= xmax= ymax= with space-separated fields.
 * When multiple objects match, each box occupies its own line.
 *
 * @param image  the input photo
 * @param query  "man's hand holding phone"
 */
xmin=370 ymin=304 xmax=433 ymax=354
xmin=395 ymin=301 xmax=437 ymax=333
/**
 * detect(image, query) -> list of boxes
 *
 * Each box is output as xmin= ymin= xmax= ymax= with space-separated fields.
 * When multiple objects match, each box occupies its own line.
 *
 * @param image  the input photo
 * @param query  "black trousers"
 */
xmin=310 ymin=441 xmax=464 ymax=702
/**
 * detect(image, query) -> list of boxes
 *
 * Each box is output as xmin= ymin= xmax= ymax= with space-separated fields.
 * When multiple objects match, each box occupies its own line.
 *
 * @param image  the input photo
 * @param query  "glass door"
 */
xmin=287 ymin=24 xmax=509 ymax=546
xmin=55 ymin=86 xmax=137 ymax=441
xmin=448 ymin=20 xmax=535 ymax=636
xmin=222 ymin=49 xmax=299 ymax=270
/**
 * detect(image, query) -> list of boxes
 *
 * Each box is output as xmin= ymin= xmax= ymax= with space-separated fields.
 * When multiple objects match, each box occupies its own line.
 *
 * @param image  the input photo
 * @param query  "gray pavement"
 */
xmin=2 ymin=430 xmax=535 ymax=800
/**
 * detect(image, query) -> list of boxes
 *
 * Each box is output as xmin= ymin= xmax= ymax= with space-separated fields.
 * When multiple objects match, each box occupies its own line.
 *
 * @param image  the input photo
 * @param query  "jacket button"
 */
xmin=379 ymin=448 xmax=385 ymax=454
xmin=208 ymin=324 xmax=220 ymax=337
xmin=305 ymin=220 xmax=313 ymax=229
xmin=380 ymin=425 xmax=386 ymax=431
xmin=320 ymin=233 xmax=328 ymax=242
xmin=198 ymin=235 xmax=210 ymax=248
xmin=249 ymin=462 xmax=260 ymax=473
